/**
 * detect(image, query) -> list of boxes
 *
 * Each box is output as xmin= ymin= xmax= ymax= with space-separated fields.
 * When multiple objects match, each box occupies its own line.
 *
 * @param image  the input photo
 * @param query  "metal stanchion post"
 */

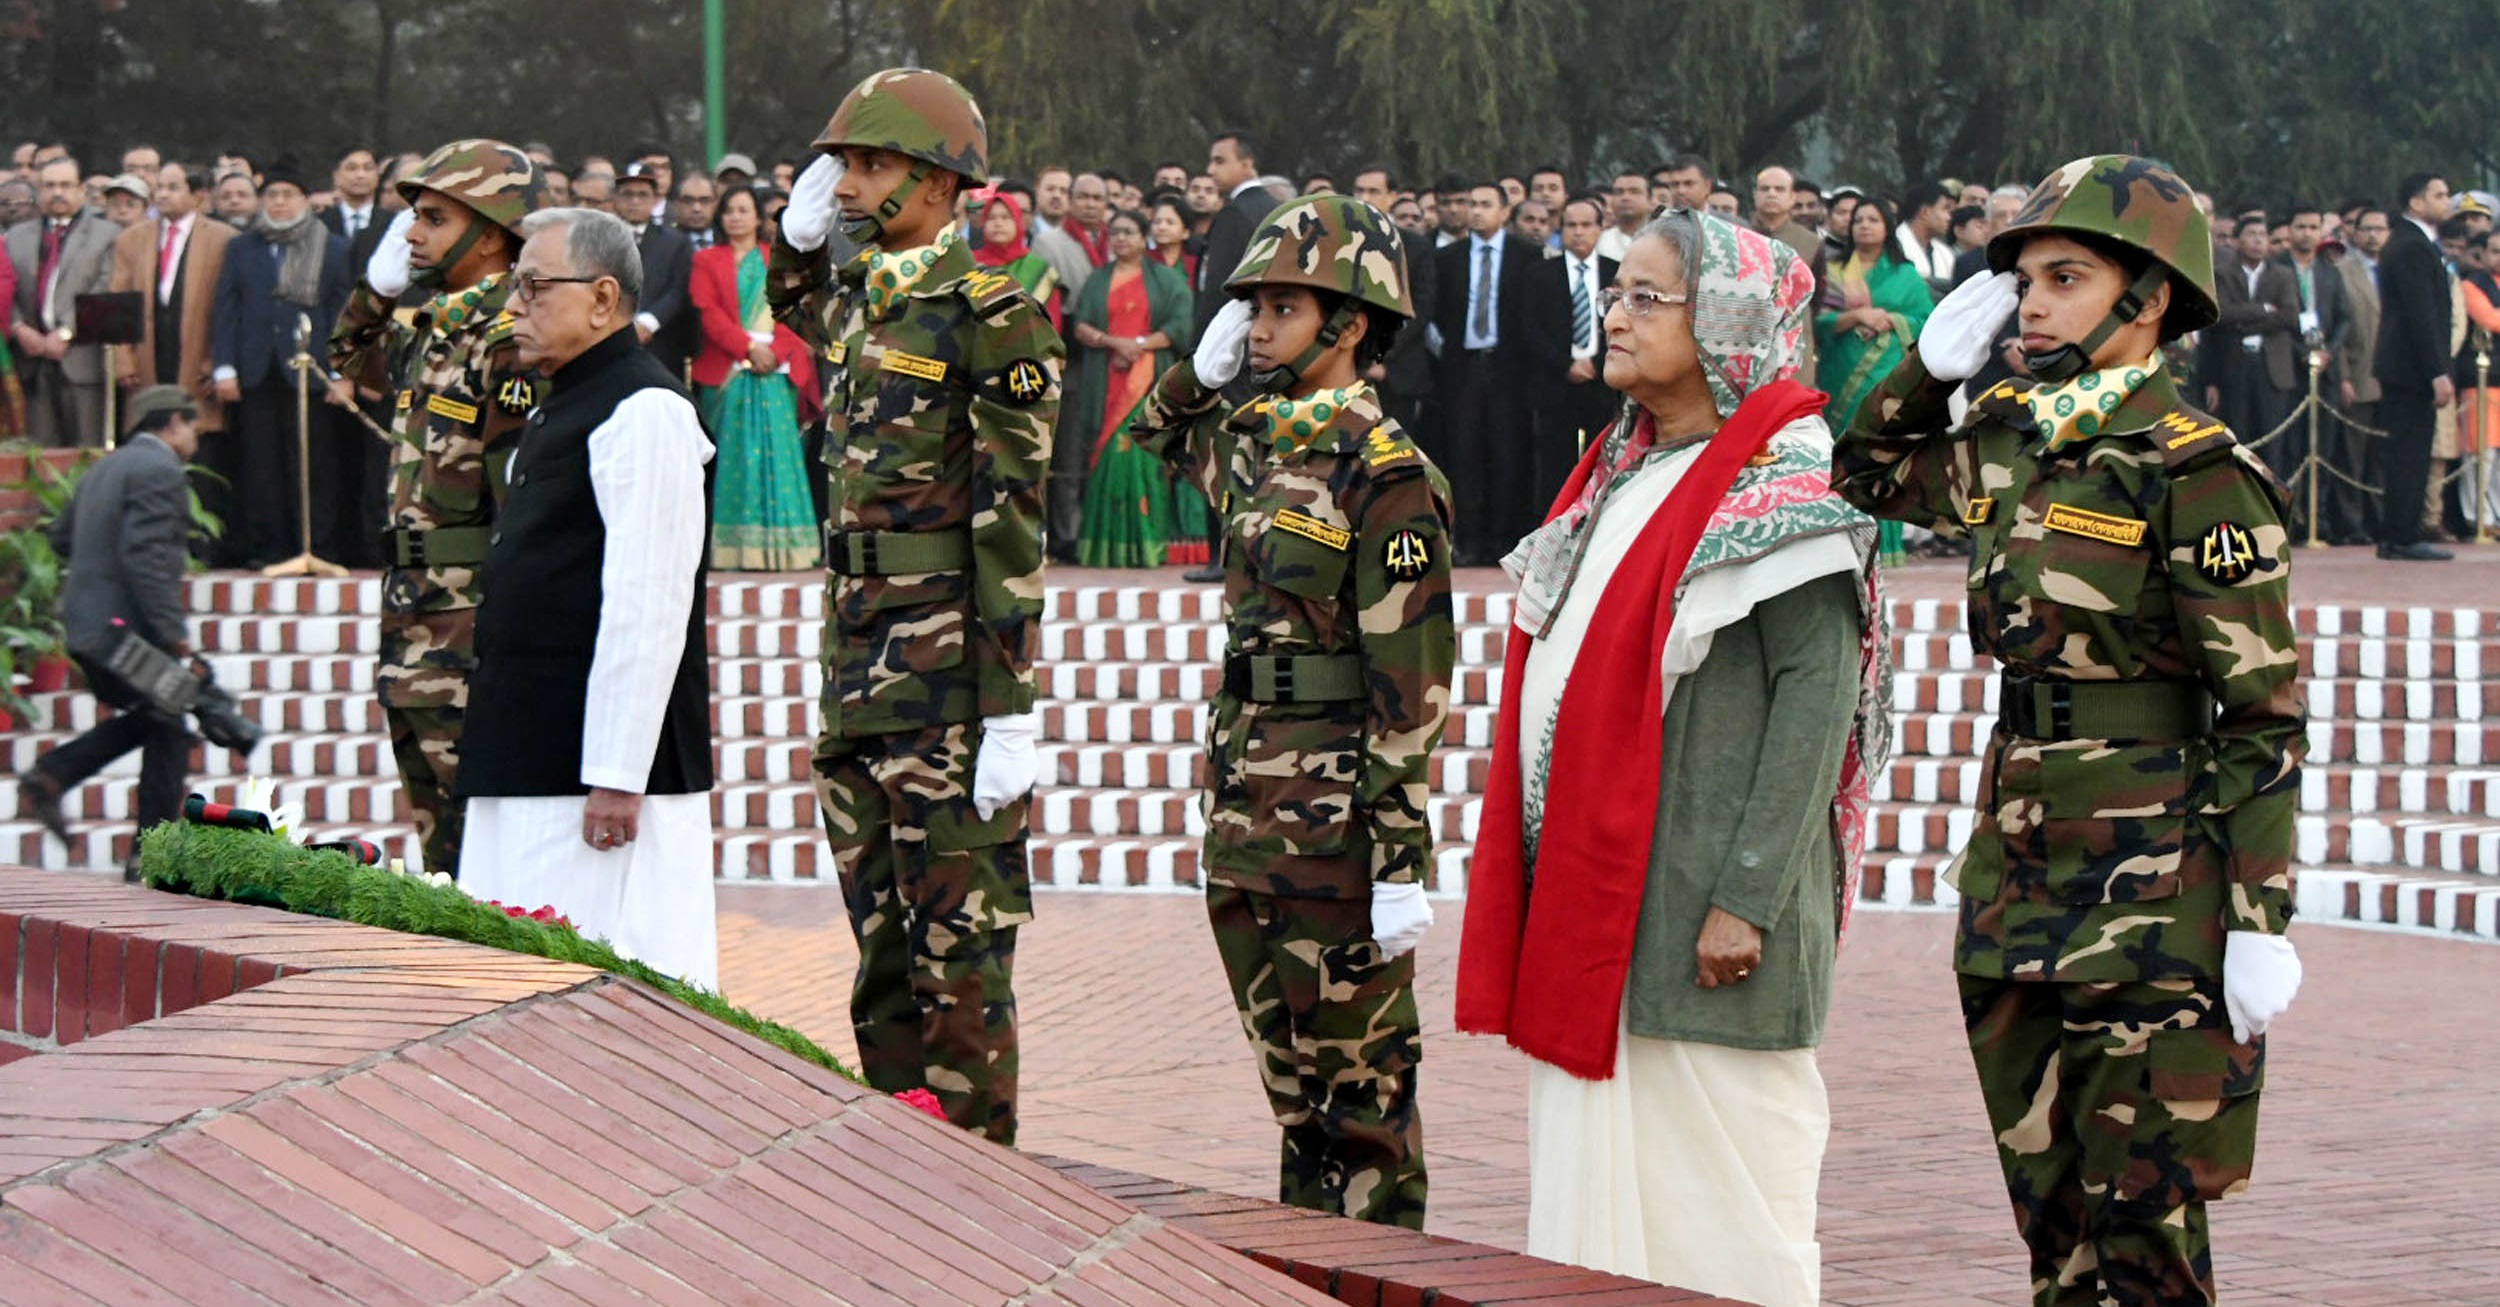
xmin=260 ymin=313 xmax=348 ymax=579
xmin=102 ymin=346 xmax=118 ymax=451
xmin=2477 ymin=345 xmax=2491 ymax=543
xmin=2302 ymin=354 xmax=2323 ymax=549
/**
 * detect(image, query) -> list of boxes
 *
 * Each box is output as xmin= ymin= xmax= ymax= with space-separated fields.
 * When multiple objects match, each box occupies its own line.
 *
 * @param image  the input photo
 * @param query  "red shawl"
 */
xmin=1454 ymin=378 xmax=1828 ymax=1080
xmin=971 ymin=190 xmax=1032 ymax=267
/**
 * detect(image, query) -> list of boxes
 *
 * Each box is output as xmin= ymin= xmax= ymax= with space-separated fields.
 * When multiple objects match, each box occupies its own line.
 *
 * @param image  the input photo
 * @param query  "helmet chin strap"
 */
xmin=407 ymin=216 xmax=488 ymax=293
xmin=843 ymin=159 xmax=933 ymax=244
xmin=2022 ymin=264 xmax=2171 ymax=383
xmin=1247 ymin=299 xmax=1360 ymax=395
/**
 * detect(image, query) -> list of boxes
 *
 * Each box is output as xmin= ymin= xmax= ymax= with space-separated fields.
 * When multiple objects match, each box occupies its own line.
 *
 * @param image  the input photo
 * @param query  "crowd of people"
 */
xmin=4 ymin=133 xmax=2493 ymax=571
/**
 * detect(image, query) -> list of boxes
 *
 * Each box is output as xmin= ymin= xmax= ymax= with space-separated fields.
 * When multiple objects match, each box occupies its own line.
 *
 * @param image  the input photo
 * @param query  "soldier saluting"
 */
xmin=768 ymin=69 xmax=1061 ymax=1145
xmin=329 ymin=140 xmax=544 ymax=880
xmin=1128 ymin=194 xmax=1454 ymax=1229
xmin=1833 ymin=156 xmax=2307 ymax=1306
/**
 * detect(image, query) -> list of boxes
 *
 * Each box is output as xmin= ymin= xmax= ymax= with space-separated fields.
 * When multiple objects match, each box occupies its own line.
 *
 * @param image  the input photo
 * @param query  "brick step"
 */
xmin=2298 ymin=867 xmax=2500 ymax=940
xmin=2298 ymin=814 xmax=2500 ymax=877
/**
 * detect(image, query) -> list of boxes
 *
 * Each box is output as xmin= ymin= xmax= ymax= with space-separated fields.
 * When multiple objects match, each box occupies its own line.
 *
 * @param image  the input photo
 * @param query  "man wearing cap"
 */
xmin=713 ymin=153 xmax=757 ymax=193
xmin=16 ymin=386 xmax=204 ymax=878
xmin=101 ymin=174 xmax=151 ymax=229
xmin=614 ymin=161 xmax=696 ymax=381
xmin=328 ymin=139 xmax=545 ymax=879
xmin=769 ymin=67 xmax=1061 ymax=1145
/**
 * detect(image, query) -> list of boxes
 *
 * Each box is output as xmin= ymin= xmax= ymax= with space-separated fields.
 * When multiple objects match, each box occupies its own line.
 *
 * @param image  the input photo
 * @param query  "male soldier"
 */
xmin=768 ymin=69 xmax=1059 ymax=1145
xmin=1129 ymin=195 xmax=1452 ymax=1229
xmin=1832 ymin=156 xmax=2306 ymax=1306
xmin=328 ymin=140 xmax=544 ymax=879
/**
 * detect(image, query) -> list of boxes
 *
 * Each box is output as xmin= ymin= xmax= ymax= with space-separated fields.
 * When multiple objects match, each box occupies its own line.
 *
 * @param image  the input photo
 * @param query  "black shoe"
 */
xmin=123 ymin=854 xmax=144 ymax=885
xmin=19 ymin=771 xmax=72 ymax=844
xmin=2377 ymin=541 xmax=2454 ymax=561
xmin=1181 ymin=565 xmax=1225 ymax=583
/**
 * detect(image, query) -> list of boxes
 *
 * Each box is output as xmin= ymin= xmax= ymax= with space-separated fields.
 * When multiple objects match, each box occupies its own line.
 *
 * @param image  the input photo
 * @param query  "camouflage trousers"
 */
xmin=384 ymin=702 xmax=465 ymax=880
xmin=1206 ymin=884 xmax=1427 ymax=1229
xmin=812 ymin=720 xmax=1032 ymax=1145
xmin=1959 ymin=975 xmax=2265 ymax=1307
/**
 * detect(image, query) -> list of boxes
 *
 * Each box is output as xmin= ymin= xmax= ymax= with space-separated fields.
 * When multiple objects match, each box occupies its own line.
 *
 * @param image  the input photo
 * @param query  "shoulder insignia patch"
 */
xmin=825 ymin=340 xmax=849 ymax=365
xmin=2197 ymin=520 xmax=2258 ymax=585
xmin=425 ymin=393 xmax=480 ymax=425
xmin=395 ymin=389 xmax=416 ymax=412
xmin=1383 ymin=527 xmax=1434 ymax=581
xmin=1962 ymin=496 xmax=1995 ymax=525
xmin=495 ymin=376 xmax=538 ymax=415
xmin=2042 ymin=503 xmax=2148 ymax=547
xmin=1363 ymin=425 xmax=1417 ymax=468
xmin=1272 ymin=508 xmax=1352 ymax=552
xmin=2157 ymin=410 xmax=2227 ymax=450
xmin=961 ymin=269 xmax=1030 ymax=323
xmin=997 ymin=357 xmax=1051 ymax=406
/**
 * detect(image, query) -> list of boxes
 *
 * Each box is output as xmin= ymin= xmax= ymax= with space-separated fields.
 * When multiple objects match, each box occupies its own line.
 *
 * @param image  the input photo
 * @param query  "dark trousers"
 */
xmin=1045 ymin=401 xmax=1091 ymax=561
xmin=230 ymin=378 xmax=306 ymax=565
xmin=2376 ymin=382 xmax=2437 ymax=547
xmin=1541 ymin=377 xmax=1618 ymax=512
xmin=1437 ymin=350 xmax=1538 ymax=565
xmin=2216 ymin=352 xmax=2300 ymax=520
xmin=33 ymin=657 xmax=195 ymax=840
xmin=311 ymin=403 xmax=387 ymax=568
xmin=23 ymin=356 xmax=104 ymax=449
xmin=2318 ymin=399 xmax=2377 ymax=542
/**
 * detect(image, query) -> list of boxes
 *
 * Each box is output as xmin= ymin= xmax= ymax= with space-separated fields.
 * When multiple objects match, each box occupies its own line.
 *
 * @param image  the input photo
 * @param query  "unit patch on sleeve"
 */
xmin=1383 ymin=528 xmax=1433 ymax=581
xmin=999 ymin=357 xmax=1050 ymax=406
xmin=495 ymin=376 xmax=538 ymax=415
xmin=2196 ymin=520 xmax=2258 ymax=585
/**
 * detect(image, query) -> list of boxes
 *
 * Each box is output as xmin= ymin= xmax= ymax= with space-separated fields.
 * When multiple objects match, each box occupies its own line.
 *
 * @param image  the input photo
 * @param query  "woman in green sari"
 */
xmin=970 ymin=188 xmax=1064 ymax=331
xmin=1815 ymin=195 xmax=1934 ymax=564
xmin=1063 ymin=209 xmax=1197 ymax=566
xmin=690 ymin=186 xmax=822 ymax=571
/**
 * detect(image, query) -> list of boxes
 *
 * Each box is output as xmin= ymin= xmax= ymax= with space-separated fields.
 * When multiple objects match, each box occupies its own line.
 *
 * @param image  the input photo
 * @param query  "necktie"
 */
xmin=1473 ymin=243 xmax=1494 ymax=341
xmin=1569 ymin=260 xmax=1592 ymax=351
xmin=39 ymin=221 xmax=64 ymax=293
xmin=159 ymin=220 xmax=180 ymax=301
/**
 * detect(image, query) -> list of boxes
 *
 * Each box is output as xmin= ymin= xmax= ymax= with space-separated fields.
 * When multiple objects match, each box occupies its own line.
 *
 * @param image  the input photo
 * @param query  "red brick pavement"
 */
xmin=718 ymin=889 xmax=2500 ymax=1307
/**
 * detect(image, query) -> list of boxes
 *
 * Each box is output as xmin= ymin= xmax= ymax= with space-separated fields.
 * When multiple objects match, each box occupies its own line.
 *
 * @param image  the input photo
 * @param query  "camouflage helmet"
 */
xmin=812 ymin=68 xmax=987 ymax=181
xmin=1225 ymin=194 xmax=1415 ymax=319
xmin=396 ymin=139 xmax=546 ymax=239
xmin=1986 ymin=154 xmax=2217 ymax=338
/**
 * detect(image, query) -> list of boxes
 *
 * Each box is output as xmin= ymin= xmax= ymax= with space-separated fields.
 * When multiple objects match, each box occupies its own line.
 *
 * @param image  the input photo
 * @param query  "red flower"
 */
xmin=483 ymin=900 xmax=574 ymax=930
xmin=894 ymin=1088 xmax=947 ymax=1120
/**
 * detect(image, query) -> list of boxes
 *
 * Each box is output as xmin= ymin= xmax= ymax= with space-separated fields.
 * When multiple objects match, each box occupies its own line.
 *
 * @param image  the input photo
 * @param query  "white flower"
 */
xmin=234 ymin=777 xmax=305 ymax=845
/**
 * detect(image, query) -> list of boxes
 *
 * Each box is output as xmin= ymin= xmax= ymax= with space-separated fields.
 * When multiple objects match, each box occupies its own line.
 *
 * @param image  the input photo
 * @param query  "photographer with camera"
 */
xmin=18 ymin=385 xmax=209 ymax=878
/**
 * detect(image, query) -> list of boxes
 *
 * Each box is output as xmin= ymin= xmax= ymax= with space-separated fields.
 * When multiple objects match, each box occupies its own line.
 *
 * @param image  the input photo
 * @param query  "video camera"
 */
xmin=99 ymin=621 xmax=263 ymax=755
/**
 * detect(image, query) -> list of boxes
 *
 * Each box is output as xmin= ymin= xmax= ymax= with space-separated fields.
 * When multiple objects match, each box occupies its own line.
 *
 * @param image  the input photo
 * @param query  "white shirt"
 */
xmin=2241 ymin=261 xmax=2266 ymax=350
xmin=335 ymin=201 xmax=375 ymax=243
xmin=1464 ymin=232 xmax=1507 ymax=351
xmin=577 ymin=388 xmax=715 ymax=790
xmin=1594 ymin=225 xmax=1636 ymax=263
xmin=156 ymin=213 xmax=194 ymax=305
xmin=1562 ymin=251 xmax=1605 ymax=359
xmin=1895 ymin=225 xmax=1953 ymax=284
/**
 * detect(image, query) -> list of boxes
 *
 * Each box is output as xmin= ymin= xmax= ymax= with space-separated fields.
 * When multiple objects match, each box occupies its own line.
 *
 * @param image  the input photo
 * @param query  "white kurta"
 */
xmin=460 ymin=388 xmax=721 ymax=991
xmin=1514 ymin=423 xmax=1855 ymax=1307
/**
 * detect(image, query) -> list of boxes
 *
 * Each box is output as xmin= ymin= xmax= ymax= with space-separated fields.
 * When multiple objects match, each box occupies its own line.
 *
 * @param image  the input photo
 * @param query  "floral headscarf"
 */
xmin=1505 ymin=210 xmax=1817 ymax=636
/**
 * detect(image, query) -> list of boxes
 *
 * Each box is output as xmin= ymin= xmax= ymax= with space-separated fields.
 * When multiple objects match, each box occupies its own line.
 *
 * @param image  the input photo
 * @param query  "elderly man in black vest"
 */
xmin=455 ymin=206 xmax=720 ymax=987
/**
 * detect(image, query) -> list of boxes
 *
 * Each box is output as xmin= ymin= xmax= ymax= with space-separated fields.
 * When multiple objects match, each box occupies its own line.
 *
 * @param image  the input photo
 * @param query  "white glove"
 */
xmin=970 ymin=711 xmax=1042 ymax=820
xmin=365 ymin=209 xmax=416 ymax=297
xmin=2221 ymin=932 xmax=2303 ymax=1044
xmin=1193 ymin=298 xmax=1255 ymax=389
xmin=780 ymin=154 xmax=843 ymax=253
xmin=1917 ymin=269 xmax=2020 ymax=381
xmin=1369 ymin=881 xmax=1435 ymax=961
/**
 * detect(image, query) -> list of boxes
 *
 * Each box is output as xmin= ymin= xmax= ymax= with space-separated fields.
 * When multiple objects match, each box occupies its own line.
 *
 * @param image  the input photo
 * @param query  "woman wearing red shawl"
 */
xmin=970 ymin=188 xmax=1062 ymax=330
xmin=1455 ymin=209 xmax=1891 ymax=1306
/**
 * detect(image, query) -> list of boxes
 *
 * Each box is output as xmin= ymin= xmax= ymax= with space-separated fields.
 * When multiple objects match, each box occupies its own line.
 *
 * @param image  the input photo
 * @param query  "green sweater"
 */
xmin=1621 ymin=570 xmax=1863 ymax=1051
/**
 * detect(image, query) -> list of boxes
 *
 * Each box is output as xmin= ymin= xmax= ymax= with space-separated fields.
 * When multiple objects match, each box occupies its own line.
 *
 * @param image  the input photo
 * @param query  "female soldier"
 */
xmin=1832 ymin=155 xmax=2307 ymax=1306
xmin=1128 ymin=194 xmax=1453 ymax=1229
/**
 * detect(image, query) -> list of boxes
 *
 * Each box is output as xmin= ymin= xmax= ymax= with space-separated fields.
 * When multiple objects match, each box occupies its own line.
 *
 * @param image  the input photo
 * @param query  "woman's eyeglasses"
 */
xmin=513 ymin=273 xmax=603 ymax=304
xmin=1598 ymin=287 xmax=1689 ymax=320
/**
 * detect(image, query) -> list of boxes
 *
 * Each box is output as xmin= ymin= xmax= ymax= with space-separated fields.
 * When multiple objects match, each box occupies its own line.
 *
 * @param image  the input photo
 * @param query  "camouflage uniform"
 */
xmin=1832 ymin=157 xmax=2304 ymax=1307
xmin=768 ymin=69 xmax=1060 ymax=1146
xmin=328 ymin=140 xmax=544 ymax=880
xmin=1129 ymin=196 xmax=1453 ymax=1229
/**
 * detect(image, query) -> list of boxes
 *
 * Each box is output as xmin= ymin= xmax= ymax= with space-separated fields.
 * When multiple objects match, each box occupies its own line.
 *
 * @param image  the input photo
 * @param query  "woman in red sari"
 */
xmin=1065 ymin=209 xmax=1197 ymax=564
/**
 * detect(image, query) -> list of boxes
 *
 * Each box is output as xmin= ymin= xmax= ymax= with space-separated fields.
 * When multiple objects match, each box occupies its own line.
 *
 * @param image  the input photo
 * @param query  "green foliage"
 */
xmin=139 ymin=823 xmax=860 ymax=1084
xmin=0 ymin=1 xmax=2489 ymax=224
xmin=0 ymin=454 xmax=90 ymax=719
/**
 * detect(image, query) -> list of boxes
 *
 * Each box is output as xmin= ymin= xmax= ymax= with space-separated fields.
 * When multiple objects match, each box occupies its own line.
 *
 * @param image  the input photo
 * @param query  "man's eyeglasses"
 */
xmin=514 ymin=273 xmax=603 ymax=304
xmin=1598 ymin=287 xmax=1689 ymax=319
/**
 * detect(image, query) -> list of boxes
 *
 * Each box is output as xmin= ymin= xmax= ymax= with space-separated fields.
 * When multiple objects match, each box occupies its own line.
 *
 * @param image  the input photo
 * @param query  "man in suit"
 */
xmin=614 ymin=161 xmax=696 ymax=383
xmin=16 ymin=387 xmax=203 ymax=877
xmin=1538 ymin=196 xmax=1617 ymax=506
xmin=2278 ymin=204 xmax=2352 ymax=538
xmin=672 ymin=173 xmax=718 ymax=250
xmin=1433 ymin=180 xmax=1566 ymax=564
xmin=2373 ymin=172 xmax=2457 ymax=560
xmin=8 ymin=155 xmax=119 ymax=446
xmin=2201 ymin=209 xmax=2304 ymax=497
xmin=1162 ymin=128 xmax=1277 ymax=580
xmin=210 ymin=161 xmax=353 ymax=566
xmin=320 ymin=147 xmax=383 ymax=247
xmin=2326 ymin=208 xmax=2389 ymax=542
xmin=109 ymin=162 xmax=234 ymax=433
